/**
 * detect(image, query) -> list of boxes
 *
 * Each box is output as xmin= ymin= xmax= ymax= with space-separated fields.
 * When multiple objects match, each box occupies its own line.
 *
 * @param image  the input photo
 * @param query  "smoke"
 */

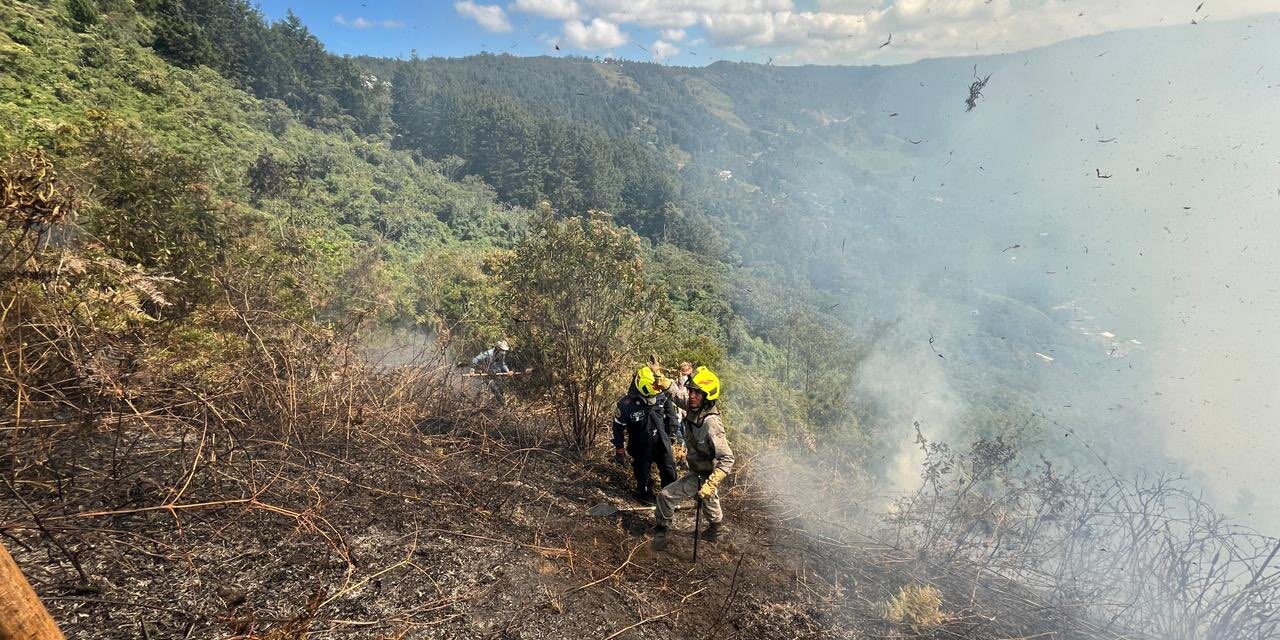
xmin=357 ymin=325 xmax=444 ymax=369
xmin=851 ymin=293 xmax=970 ymax=496
xmin=733 ymin=15 xmax=1280 ymax=532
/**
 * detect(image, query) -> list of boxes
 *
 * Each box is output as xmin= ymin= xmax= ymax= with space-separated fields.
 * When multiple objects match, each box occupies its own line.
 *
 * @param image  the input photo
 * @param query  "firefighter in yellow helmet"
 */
xmin=651 ymin=366 xmax=734 ymax=550
xmin=611 ymin=366 xmax=680 ymax=504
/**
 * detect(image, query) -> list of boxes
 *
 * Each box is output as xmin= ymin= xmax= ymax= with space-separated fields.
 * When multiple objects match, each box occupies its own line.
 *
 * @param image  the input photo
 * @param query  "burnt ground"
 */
xmin=2 ymin=388 xmax=1097 ymax=640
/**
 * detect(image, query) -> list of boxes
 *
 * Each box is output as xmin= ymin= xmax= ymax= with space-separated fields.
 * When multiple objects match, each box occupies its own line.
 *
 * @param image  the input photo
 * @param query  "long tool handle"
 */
xmin=693 ymin=493 xmax=702 ymax=563
xmin=462 ymin=369 xmax=530 ymax=378
xmin=0 ymin=541 xmax=65 ymax=640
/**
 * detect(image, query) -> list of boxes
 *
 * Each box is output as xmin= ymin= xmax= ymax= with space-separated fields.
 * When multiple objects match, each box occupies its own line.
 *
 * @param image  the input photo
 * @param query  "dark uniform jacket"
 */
xmin=611 ymin=392 xmax=679 ymax=452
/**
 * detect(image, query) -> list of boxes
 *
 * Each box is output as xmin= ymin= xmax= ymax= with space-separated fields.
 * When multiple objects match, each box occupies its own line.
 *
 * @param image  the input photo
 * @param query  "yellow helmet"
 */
xmin=633 ymin=366 xmax=659 ymax=397
xmin=687 ymin=366 xmax=721 ymax=401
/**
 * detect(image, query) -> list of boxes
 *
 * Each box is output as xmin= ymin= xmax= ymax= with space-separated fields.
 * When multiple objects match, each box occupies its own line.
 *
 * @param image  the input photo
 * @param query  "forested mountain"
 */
xmin=358 ymin=20 xmax=1280 ymax=516
xmin=7 ymin=0 xmax=1278 ymax=504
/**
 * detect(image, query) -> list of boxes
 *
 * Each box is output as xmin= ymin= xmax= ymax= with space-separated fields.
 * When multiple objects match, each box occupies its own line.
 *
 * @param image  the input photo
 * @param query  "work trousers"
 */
xmin=631 ymin=433 xmax=677 ymax=495
xmin=655 ymin=472 xmax=722 ymax=526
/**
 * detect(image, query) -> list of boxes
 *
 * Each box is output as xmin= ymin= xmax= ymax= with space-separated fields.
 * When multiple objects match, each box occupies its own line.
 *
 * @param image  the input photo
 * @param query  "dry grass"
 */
xmin=884 ymin=584 xmax=945 ymax=630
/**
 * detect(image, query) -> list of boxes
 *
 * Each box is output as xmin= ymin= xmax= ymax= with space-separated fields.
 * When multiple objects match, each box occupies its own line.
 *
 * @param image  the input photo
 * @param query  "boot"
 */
xmin=631 ymin=489 xmax=656 ymax=505
xmin=701 ymin=521 xmax=725 ymax=541
xmin=651 ymin=524 xmax=669 ymax=550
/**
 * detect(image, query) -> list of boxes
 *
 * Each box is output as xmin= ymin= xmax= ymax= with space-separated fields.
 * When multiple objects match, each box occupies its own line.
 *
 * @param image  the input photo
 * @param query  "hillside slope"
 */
xmin=0 ymin=3 xmax=903 ymax=638
xmin=3 ymin=2 xmax=1277 ymax=638
xmin=6 ymin=392 xmax=1099 ymax=639
xmin=362 ymin=16 xmax=1280 ymax=519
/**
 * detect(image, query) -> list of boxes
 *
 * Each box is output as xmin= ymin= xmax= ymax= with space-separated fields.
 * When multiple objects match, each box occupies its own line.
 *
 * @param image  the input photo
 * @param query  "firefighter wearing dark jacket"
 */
xmin=612 ymin=366 xmax=680 ymax=504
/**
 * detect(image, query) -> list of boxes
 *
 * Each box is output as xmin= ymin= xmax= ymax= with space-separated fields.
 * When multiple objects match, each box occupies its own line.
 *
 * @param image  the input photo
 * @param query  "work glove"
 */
xmin=614 ymin=447 xmax=627 ymax=466
xmin=698 ymin=469 xmax=726 ymax=500
xmin=654 ymin=374 xmax=672 ymax=391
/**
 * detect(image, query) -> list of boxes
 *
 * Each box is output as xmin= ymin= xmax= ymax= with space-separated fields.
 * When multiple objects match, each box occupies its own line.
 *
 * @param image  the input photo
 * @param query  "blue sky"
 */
xmin=253 ymin=0 xmax=1280 ymax=66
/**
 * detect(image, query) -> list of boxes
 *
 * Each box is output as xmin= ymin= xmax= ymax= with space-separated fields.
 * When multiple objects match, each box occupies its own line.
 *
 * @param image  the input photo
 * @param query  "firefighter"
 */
xmin=612 ymin=366 xmax=680 ymax=504
xmin=469 ymin=340 xmax=511 ymax=374
xmin=651 ymin=366 xmax=733 ymax=549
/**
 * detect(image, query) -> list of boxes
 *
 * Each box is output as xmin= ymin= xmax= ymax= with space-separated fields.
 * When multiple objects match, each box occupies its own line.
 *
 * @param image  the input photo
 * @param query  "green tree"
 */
xmin=499 ymin=204 xmax=669 ymax=450
xmin=66 ymin=0 xmax=100 ymax=31
xmin=74 ymin=117 xmax=224 ymax=313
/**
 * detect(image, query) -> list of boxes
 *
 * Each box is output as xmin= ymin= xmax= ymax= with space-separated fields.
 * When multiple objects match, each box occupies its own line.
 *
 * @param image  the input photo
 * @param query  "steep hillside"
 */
xmin=3 ymin=395 xmax=1104 ymax=639
xmin=362 ymin=16 xmax=1280 ymax=516
xmin=0 ymin=4 xmax=883 ymax=638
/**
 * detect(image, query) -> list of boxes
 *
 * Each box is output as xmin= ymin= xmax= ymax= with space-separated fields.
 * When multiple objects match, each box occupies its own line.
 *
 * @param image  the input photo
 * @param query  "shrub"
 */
xmin=2 ymin=150 xmax=176 ymax=412
xmin=67 ymin=0 xmax=100 ymax=32
xmin=1 ymin=150 xmax=75 ymax=275
xmin=72 ymin=115 xmax=225 ymax=312
xmin=498 ymin=203 xmax=670 ymax=450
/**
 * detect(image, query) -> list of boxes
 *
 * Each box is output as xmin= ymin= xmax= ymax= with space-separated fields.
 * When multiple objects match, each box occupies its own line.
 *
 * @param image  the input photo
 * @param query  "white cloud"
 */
xmin=892 ymin=0 xmax=1001 ymax=25
xmin=651 ymin=38 xmax=680 ymax=61
xmin=582 ymin=0 xmax=794 ymax=29
xmin=813 ymin=0 xmax=877 ymax=11
xmin=776 ymin=0 xmax=1280 ymax=64
xmin=334 ymin=14 xmax=405 ymax=29
xmin=701 ymin=10 xmax=874 ymax=49
xmin=701 ymin=12 xmax=776 ymax=48
xmin=537 ymin=1 xmax=1279 ymax=65
xmin=511 ymin=0 xmax=582 ymax=20
xmin=562 ymin=17 xmax=628 ymax=50
xmin=454 ymin=0 xmax=513 ymax=33
xmin=601 ymin=10 xmax=699 ymax=29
